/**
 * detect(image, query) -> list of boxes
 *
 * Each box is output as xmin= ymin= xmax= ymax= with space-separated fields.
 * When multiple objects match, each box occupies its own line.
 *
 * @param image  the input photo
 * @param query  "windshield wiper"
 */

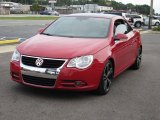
xmin=41 ymin=33 xmax=76 ymax=38
xmin=41 ymin=33 xmax=53 ymax=36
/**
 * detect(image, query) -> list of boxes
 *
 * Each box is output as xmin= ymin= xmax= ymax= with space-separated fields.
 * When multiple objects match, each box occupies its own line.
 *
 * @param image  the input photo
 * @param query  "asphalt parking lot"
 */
xmin=0 ymin=21 xmax=160 ymax=120
xmin=0 ymin=20 xmax=51 ymax=38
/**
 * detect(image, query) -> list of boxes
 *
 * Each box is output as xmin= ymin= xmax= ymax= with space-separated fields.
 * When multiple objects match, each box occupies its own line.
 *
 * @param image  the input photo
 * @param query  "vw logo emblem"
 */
xmin=35 ymin=58 xmax=44 ymax=67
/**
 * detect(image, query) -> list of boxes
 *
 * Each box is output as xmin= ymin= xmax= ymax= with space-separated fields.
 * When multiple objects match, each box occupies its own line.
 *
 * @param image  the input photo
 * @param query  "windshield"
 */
xmin=42 ymin=17 xmax=110 ymax=38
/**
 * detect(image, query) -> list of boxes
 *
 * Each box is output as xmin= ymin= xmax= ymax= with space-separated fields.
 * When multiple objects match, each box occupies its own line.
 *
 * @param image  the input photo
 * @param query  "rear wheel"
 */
xmin=131 ymin=48 xmax=142 ymax=70
xmin=96 ymin=61 xmax=114 ymax=95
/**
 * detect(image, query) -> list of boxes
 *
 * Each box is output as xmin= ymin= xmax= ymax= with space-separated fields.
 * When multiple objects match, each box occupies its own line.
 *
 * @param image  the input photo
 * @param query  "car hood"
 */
xmin=17 ymin=34 xmax=109 ymax=59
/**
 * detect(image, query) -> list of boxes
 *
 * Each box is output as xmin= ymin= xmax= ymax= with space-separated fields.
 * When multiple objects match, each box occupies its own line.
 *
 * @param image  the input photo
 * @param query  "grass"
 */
xmin=0 ymin=16 xmax=59 ymax=20
xmin=152 ymin=26 xmax=160 ymax=31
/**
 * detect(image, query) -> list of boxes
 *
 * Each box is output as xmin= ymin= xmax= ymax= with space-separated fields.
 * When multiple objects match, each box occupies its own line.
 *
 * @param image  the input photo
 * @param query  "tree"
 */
xmin=126 ymin=3 xmax=134 ymax=10
xmin=30 ymin=3 xmax=43 ymax=13
xmin=56 ymin=0 xmax=72 ymax=6
xmin=135 ymin=5 xmax=150 ymax=15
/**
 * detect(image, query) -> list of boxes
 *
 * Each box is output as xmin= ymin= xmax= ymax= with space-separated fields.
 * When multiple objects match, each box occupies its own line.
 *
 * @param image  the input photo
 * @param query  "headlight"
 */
xmin=67 ymin=55 xmax=93 ymax=69
xmin=11 ymin=49 xmax=20 ymax=61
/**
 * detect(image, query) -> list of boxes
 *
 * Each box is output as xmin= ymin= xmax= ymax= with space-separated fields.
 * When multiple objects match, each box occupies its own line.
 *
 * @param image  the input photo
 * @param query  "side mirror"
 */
xmin=114 ymin=33 xmax=128 ymax=41
xmin=38 ymin=28 xmax=44 ymax=33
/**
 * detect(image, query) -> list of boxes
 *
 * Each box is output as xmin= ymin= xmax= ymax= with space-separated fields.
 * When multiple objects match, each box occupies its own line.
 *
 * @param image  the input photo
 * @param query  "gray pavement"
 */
xmin=0 ymin=25 xmax=48 ymax=39
xmin=0 ymin=20 xmax=52 ymax=27
xmin=0 ymin=20 xmax=52 ymax=39
xmin=0 ymin=33 xmax=160 ymax=120
xmin=0 ymin=25 xmax=44 ymax=38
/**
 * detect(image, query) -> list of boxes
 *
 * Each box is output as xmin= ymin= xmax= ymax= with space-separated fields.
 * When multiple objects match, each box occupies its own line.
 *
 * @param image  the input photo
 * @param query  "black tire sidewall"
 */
xmin=135 ymin=22 xmax=142 ymax=28
xmin=155 ymin=22 xmax=160 ymax=26
xmin=97 ymin=61 xmax=113 ymax=95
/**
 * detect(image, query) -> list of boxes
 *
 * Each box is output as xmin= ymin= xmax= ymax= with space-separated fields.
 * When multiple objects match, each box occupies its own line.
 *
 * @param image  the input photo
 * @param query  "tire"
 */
xmin=155 ymin=22 xmax=160 ymax=26
xmin=131 ymin=47 xmax=142 ymax=70
xmin=96 ymin=60 xmax=114 ymax=95
xmin=135 ymin=22 xmax=142 ymax=28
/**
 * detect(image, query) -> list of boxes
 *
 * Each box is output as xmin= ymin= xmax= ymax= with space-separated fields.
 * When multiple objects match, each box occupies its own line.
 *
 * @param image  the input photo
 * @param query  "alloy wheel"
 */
xmin=136 ymin=48 xmax=142 ymax=68
xmin=135 ymin=23 xmax=141 ymax=28
xmin=155 ymin=22 xmax=160 ymax=26
xmin=102 ymin=62 xmax=113 ymax=92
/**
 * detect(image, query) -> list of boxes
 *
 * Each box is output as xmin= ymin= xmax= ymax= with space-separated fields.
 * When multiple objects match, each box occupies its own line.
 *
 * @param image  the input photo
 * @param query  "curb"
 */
xmin=140 ymin=30 xmax=160 ymax=34
xmin=149 ymin=31 xmax=160 ymax=34
xmin=0 ymin=38 xmax=26 ymax=45
xmin=140 ymin=30 xmax=152 ymax=34
xmin=0 ymin=39 xmax=19 ymax=45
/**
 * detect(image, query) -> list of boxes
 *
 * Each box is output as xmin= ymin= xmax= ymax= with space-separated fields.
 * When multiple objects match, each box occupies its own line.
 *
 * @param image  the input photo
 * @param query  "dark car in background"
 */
xmin=40 ymin=10 xmax=59 ymax=16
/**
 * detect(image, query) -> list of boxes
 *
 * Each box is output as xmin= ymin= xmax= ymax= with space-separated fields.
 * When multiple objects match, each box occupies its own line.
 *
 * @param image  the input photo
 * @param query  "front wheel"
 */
xmin=131 ymin=48 xmax=142 ymax=70
xmin=96 ymin=61 xmax=114 ymax=95
xmin=155 ymin=22 xmax=160 ymax=26
xmin=135 ymin=22 xmax=142 ymax=28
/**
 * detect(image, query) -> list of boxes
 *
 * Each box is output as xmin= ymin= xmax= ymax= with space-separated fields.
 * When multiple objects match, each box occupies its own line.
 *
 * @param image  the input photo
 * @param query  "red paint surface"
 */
xmin=10 ymin=14 xmax=142 ymax=91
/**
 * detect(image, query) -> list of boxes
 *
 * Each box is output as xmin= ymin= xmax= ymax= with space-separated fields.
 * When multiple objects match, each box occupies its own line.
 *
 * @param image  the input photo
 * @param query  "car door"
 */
xmin=125 ymin=21 xmax=138 ymax=64
xmin=112 ymin=19 xmax=133 ymax=75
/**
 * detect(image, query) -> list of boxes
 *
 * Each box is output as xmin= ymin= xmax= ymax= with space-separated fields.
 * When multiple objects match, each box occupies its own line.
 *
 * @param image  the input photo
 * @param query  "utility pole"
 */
xmin=83 ymin=0 xmax=85 ymax=13
xmin=72 ymin=0 xmax=73 ymax=13
xmin=0 ymin=0 xmax=1 ymax=7
xmin=0 ymin=0 xmax=3 ymax=15
xmin=148 ymin=0 xmax=153 ymax=29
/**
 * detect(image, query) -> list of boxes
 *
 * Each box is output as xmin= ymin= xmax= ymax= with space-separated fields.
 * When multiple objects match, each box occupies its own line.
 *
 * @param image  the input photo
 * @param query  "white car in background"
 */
xmin=103 ymin=12 xmax=133 ymax=25
xmin=144 ymin=17 xmax=160 ymax=26
xmin=126 ymin=14 xmax=144 ymax=28
xmin=154 ymin=16 xmax=160 ymax=20
xmin=104 ymin=12 xmax=144 ymax=28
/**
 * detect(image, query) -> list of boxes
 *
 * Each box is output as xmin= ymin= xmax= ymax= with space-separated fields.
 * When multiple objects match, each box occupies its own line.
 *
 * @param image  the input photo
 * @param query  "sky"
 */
xmin=115 ymin=0 xmax=160 ymax=13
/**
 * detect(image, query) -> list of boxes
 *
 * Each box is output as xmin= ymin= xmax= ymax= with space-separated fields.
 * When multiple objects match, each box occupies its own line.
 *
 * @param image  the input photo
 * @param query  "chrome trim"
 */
xmin=21 ymin=55 xmax=67 ymax=61
xmin=20 ymin=55 xmax=68 ymax=80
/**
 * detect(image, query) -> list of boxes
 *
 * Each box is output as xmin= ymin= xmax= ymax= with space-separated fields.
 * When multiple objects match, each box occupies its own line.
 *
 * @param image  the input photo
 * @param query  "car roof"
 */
xmin=65 ymin=13 xmax=121 ymax=19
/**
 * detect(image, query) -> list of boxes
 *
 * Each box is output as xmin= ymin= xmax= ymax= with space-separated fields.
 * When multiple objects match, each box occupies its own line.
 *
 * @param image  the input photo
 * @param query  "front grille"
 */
xmin=22 ymin=75 xmax=55 ymax=87
xmin=22 ymin=56 xmax=65 ymax=68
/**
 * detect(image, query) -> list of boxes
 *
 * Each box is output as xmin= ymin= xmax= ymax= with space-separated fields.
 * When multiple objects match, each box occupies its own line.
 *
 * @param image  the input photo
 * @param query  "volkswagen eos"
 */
xmin=10 ymin=13 xmax=142 ymax=95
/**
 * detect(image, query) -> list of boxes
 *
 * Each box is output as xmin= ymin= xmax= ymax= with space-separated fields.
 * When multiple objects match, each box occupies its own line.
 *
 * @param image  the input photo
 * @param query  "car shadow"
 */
xmin=11 ymin=84 xmax=99 ymax=100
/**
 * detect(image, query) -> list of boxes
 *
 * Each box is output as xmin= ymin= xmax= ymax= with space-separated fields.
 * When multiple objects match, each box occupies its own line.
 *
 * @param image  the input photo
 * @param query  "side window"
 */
xmin=133 ymin=15 xmax=141 ymax=19
xmin=114 ymin=19 xmax=133 ymax=36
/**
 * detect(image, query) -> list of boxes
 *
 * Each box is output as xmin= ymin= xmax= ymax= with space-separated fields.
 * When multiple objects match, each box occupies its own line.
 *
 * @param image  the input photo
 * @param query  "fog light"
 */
xmin=11 ymin=72 xmax=20 ymax=80
xmin=75 ymin=81 xmax=87 ymax=87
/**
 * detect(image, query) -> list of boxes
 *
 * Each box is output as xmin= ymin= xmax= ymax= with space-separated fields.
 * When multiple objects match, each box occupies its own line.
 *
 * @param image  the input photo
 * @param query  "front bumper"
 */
xmin=10 ymin=57 xmax=104 ymax=91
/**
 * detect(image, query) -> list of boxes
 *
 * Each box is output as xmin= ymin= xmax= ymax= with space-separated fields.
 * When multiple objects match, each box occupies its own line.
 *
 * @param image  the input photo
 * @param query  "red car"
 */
xmin=10 ymin=13 xmax=142 ymax=95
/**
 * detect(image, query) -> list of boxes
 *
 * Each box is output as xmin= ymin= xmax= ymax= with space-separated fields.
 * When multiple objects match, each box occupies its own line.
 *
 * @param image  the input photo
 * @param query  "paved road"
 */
xmin=0 ymin=20 xmax=52 ymax=27
xmin=0 ymin=25 xmax=44 ymax=38
xmin=0 ymin=33 xmax=160 ymax=120
xmin=0 ymin=20 xmax=52 ymax=39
